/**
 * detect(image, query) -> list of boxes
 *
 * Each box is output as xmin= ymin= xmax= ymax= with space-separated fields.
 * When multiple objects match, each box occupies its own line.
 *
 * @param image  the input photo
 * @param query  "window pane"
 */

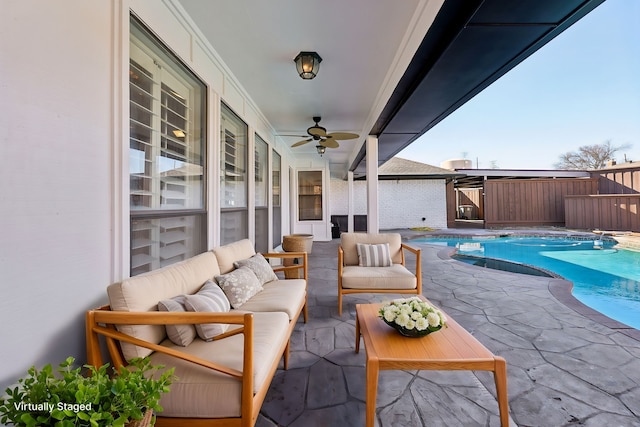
xmin=255 ymin=207 xmax=269 ymax=253
xmin=131 ymin=214 xmax=206 ymax=275
xmin=298 ymin=170 xmax=323 ymax=221
xmin=221 ymin=210 xmax=248 ymax=245
xmin=255 ymin=135 xmax=268 ymax=207
xmin=220 ymin=104 xmax=248 ymax=209
xmin=129 ymin=22 xmax=205 ymax=212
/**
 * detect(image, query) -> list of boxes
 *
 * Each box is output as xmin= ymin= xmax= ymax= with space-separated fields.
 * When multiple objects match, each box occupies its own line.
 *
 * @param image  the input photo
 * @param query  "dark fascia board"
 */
xmin=351 ymin=0 xmax=606 ymax=178
xmin=354 ymin=173 xmax=466 ymax=182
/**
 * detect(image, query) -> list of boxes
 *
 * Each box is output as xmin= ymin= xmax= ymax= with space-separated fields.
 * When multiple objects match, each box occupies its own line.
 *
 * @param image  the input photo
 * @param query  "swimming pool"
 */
xmin=412 ymin=236 xmax=640 ymax=330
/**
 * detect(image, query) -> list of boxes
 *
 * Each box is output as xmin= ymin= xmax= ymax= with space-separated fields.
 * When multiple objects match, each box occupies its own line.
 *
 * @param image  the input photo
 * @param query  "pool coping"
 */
xmin=410 ymin=232 xmax=640 ymax=343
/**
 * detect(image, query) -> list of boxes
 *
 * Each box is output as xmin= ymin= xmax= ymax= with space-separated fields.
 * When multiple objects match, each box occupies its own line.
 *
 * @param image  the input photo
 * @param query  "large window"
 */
xmin=129 ymin=17 xmax=206 ymax=276
xmin=272 ymin=151 xmax=282 ymax=246
xmin=298 ymin=170 xmax=323 ymax=221
xmin=220 ymin=103 xmax=248 ymax=244
xmin=254 ymin=135 xmax=268 ymax=253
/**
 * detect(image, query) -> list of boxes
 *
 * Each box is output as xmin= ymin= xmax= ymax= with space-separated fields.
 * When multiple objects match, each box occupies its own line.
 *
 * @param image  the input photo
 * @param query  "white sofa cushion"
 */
xmin=107 ymin=251 xmax=220 ymax=360
xmin=214 ymin=239 xmax=256 ymax=274
xmin=237 ymin=279 xmax=306 ymax=320
xmin=150 ymin=311 xmax=289 ymax=418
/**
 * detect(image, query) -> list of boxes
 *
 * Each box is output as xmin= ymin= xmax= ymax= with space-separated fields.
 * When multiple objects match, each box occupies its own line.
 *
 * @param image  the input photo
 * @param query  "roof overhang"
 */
xmin=351 ymin=0 xmax=606 ymax=178
xmin=453 ymin=168 xmax=592 ymax=188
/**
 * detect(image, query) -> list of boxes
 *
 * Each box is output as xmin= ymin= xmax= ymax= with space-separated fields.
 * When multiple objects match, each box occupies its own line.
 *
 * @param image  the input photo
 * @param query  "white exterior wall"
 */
xmin=330 ymin=179 xmax=447 ymax=230
xmin=378 ymin=180 xmax=447 ymax=229
xmin=0 ymin=0 xmax=294 ymax=390
xmin=0 ymin=0 xmax=114 ymax=388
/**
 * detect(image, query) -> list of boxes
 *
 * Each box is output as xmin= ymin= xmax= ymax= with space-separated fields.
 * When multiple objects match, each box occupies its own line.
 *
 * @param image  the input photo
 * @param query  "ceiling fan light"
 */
xmin=294 ymin=51 xmax=322 ymax=80
xmin=316 ymin=145 xmax=326 ymax=156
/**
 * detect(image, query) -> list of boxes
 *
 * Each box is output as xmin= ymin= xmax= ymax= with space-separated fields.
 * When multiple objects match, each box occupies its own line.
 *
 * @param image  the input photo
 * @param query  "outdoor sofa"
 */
xmin=85 ymin=239 xmax=308 ymax=427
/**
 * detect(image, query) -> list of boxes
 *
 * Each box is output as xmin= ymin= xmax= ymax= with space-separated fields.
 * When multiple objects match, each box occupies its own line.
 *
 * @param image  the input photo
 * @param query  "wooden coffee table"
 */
xmin=355 ymin=300 xmax=510 ymax=427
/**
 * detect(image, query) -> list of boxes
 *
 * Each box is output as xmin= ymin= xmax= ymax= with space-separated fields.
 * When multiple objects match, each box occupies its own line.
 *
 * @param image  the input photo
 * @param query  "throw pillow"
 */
xmin=233 ymin=253 xmax=278 ymax=285
xmin=157 ymin=295 xmax=197 ymax=347
xmin=356 ymin=243 xmax=393 ymax=267
xmin=183 ymin=280 xmax=232 ymax=341
xmin=215 ymin=266 xmax=263 ymax=309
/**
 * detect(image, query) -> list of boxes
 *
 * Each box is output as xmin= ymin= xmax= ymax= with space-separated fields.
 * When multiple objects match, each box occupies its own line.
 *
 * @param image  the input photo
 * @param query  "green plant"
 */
xmin=0 ymin=357 xmax=175 ymax=427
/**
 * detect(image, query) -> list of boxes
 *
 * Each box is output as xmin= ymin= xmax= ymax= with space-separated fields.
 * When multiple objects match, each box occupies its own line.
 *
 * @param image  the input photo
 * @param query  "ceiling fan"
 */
xmin=289 ymin=116 xmax=359 ymax=149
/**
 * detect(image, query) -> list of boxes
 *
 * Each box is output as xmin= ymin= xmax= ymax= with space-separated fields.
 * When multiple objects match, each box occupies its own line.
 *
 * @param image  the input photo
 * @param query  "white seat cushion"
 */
xmin=150 ymin=311 xmax=289 ymax=418
xmin=238 ymin=279 xmax=306 ymax=320
xmin=341 ymin=265 xmax=417 ymax=290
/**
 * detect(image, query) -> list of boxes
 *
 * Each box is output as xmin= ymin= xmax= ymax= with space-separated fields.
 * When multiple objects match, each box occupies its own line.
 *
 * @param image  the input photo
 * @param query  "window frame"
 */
xmin=128 ymin=16 xmax=207 ymax=275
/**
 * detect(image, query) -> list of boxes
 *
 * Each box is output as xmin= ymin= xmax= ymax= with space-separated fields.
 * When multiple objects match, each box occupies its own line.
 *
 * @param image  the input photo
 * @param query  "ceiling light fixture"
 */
xmin=294 ymin=51 xmax=322 ymax=80
xmin=316 ymin=145 xmax=326 ymax=156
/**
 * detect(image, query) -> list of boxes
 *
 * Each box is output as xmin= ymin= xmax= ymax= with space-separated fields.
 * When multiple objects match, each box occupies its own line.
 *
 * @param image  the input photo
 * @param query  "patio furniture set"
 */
xmin=85 ymin=233 xmax=510 ymax=426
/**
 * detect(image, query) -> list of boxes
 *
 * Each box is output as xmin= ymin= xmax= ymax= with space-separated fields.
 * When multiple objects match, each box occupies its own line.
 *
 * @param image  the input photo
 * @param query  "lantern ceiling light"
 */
xmin=316 ymin=145 xmax=326 ymax=156
xmin=294 ymin=51 xmax=322 ymax=80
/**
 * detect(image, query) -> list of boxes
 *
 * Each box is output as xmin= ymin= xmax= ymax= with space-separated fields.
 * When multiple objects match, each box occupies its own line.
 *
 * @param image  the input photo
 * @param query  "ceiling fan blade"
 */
xmin=278 ymin=134 xmax=309 ymax=138
xmin=326 ymin=132 xmax=359 ymax=140
xmin=307 ymin=126 xmax=327 ymax=137
xmin=292 ymin=138 xmax=313 ymax=147
xmin=320 ymin=137 xmax=339 ymax=149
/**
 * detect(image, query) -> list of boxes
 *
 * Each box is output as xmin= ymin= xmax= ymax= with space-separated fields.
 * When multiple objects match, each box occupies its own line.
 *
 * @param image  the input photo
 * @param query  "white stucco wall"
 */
xmin=0 ymin=0 xmax=113 ymax=387
xmin=330 ymin=178 xmax=447 ymax=230
xmin=0 ymin=0 xmax=296 ymax=390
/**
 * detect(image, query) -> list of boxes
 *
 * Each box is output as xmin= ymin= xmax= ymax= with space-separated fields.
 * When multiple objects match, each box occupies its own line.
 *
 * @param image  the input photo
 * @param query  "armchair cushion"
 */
xmin=183 ymin=280 xmax=231 ymax=340
xmin=341 ymin=232 xmax=403 ymax=266
xmin=234 ymin=253 xmax=278 ymax=285
xmin=341 ymin=264 xmax=417 ymax=289
xmin=215 ymin=266 xmax=263 ymax=309
xmin=356 ymin=243 xmax=392 ymax=267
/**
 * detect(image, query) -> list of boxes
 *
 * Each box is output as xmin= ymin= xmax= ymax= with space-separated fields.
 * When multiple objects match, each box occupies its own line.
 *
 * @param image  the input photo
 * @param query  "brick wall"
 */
xmin=330 ymin=179 xmax=447 ymax=229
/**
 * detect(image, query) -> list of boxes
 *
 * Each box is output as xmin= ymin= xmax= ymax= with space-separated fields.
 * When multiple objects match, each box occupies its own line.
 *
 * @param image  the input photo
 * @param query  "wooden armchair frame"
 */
xmin=338 ymin=242 xmax=421 ymax=316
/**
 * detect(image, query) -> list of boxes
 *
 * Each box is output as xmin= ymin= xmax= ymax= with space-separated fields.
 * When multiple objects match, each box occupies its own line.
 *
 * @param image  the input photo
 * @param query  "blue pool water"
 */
xmin=413 ymin=236 xmax=640 ymax=330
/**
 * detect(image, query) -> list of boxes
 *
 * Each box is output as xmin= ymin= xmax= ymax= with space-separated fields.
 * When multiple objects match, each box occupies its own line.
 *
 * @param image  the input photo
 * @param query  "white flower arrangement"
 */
xmin=378 ymin=297 xmax=447 ymax=337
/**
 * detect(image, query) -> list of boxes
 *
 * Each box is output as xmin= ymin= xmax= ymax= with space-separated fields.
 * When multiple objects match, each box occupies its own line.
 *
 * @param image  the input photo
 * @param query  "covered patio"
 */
xmin=4 ymin=1 xmax=634 ymax=424
xmin=259 ymin=234 xmax=640 ymax=426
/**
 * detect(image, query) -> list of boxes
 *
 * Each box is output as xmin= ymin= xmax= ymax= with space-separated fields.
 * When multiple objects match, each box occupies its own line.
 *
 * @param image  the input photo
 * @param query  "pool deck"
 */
xmin=257 ymin=229 xmax=640 ymax=427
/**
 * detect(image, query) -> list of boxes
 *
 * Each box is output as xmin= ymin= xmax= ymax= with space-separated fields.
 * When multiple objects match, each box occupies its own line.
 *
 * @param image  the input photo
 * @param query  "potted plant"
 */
xmin=0 ymin=356 xmax=175 ymax=427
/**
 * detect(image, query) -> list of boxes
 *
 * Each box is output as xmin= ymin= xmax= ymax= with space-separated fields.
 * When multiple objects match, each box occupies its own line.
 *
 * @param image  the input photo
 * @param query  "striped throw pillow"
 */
xmin=183 ymin=280 xmax=231 ymax=341
xmin=356 ymin=243 xmax=392 ymax=267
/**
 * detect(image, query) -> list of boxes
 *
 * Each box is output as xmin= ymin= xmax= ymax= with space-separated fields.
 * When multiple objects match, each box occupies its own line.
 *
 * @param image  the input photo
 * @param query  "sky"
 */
xmin=398 ymin=0 xmax=640 ymax=170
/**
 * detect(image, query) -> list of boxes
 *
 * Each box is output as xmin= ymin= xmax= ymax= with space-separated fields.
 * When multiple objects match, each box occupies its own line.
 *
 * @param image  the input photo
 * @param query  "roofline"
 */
xmin=454 ymin=169 xmax=591 ymax=178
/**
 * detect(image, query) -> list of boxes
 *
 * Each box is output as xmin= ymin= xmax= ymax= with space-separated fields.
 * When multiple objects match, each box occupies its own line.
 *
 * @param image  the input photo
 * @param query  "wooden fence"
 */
xmin=457 ymin=188 xmax=483 ymax=219
xmin=484 ymin=178 xmax=598 ymax=228
xmin=593 ymin=166 xmax=640 ymax=194
xmin=565 ymin=194 xmax=640 ymax=232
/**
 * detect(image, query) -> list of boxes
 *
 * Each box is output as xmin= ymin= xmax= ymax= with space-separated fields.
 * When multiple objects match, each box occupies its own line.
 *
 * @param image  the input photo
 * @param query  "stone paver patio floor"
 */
xmin=256 ymin=232 xmax=640 ymax=427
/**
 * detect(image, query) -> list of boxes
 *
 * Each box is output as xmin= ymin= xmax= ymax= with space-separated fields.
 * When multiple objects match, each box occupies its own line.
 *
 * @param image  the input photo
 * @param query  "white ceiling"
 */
xmin=177 ymin=0 xmax=443 ymax=177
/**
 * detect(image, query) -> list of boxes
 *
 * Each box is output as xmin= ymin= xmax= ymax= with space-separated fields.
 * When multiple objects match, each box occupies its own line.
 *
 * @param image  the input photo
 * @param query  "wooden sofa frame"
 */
xmin=85 ymin=251 xmax=307 ymax=427
xmin=338 ymin=240 xmax=421 ymax=316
